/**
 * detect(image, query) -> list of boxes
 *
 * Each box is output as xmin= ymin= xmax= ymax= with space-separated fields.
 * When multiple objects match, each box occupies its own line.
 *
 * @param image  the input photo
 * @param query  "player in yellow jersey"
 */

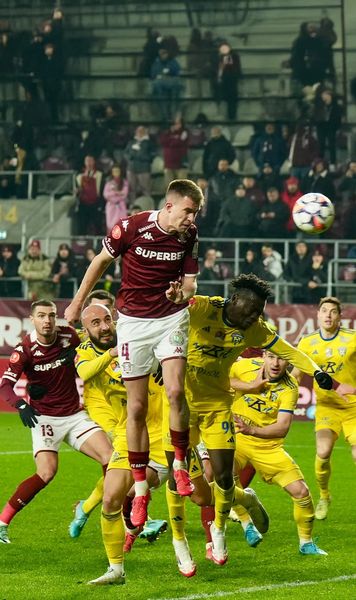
xmin=72 ymin=304 xmax=169 ymax=585
xmin=292 ymin=296 xmax=356 ymax=520
xmin=231 ymin=352 xmax=327 ymax=556
xmin=69 ymin=289 xmax=119 ymax=537
xmin=164 ymin=274 xmax=332 ymax=570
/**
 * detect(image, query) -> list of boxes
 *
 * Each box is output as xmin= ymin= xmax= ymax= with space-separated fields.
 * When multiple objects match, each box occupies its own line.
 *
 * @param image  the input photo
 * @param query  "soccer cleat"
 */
xmin=315 ymin=497 xmax=331 ymax=520
xmin=244 ymin=522 xmax=263 ymax=548
xmin=139 ymin=519 xmax=168 ymax=542
xmin=0 ymin=525 xmax=10 ymax=544
xmin=172 ymin=537 xmax=197 ymax=577
xmin=228 ymin=508 xmax=240 ymax=523
xmin=205 ymin=541 xmax=213 ymax=561
xmin=88 ymin=566 xmax=126 ymax=585
xmin=174 ymin=468 xmax=195 ymax=496
xmin=69 ymin=500 xmax=88 ymax=538
xmin=210 ymin=522 xmax=228 ymax=566
xmin=244 ymin=487 xmax=269 ymax=534
xmin=299 ymin=541 xmax=328 ymax=556
xmin=130 ymin=492 xmax=150 ymax=528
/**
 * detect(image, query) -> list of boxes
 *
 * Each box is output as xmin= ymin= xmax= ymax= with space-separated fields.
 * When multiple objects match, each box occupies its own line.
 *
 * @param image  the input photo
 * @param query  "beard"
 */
xmin=91 ymin=331 xmax=117 ymax=351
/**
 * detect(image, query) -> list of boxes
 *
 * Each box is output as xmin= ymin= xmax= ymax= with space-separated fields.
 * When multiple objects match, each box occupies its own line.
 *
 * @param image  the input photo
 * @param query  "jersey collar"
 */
xmin=319 ymin=327 xmax=340 ymax=341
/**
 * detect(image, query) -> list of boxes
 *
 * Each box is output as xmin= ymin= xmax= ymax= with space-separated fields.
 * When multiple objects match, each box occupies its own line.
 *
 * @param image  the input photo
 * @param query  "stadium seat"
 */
xmin=151 ymin=156 xmax=164 ymax=175
xmin=233 ymin=125 xmax=254 ymax=147
xmin=242 ymin=156 xmax=259 ymax=175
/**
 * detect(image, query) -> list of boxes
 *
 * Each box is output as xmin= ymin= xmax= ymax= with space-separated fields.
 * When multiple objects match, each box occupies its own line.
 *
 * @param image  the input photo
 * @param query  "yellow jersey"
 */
xmin=76 ymin=340 xmax=128 ymax=429
xmin=297 ymin=327 xmax=356 ymax=408
xmin=186 ymin=296 xmax=279 ymax=411
xmin=75 ymin=340 xmax=163 ymax=440
xmin=231 ymin=358 xmax=298 ymax=445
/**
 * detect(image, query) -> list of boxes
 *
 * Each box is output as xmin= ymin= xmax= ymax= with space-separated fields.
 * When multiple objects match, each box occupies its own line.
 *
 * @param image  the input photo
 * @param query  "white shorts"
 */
xmin=31 ymin=410 xmax=102 ymax=457
xmin=148 ymin=459 xmax=169 ymax=487
xmin=117 ymin=308 xmax=189 ymax=379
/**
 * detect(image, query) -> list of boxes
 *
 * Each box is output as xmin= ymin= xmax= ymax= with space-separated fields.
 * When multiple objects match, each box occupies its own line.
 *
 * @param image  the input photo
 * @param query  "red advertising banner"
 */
xmin=0 ymin=301 xmax=355 ymax=420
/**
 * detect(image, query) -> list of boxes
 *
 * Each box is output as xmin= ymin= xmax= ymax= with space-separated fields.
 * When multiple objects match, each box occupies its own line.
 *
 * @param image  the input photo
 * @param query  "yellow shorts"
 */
xmin=315 ymin=403 xmax=356 ymax=445
xmin=84 ymin=396 xmax=117 ymax=440
xmin=189 ymin=446 xmax=204 ymax=480
xmin=108 ymin=434 xmax=168 ymax=481
xmin=235 ymin=437 xmax=304 ymax=488
xmin=162 ymin=406 xmax=235 ymax=452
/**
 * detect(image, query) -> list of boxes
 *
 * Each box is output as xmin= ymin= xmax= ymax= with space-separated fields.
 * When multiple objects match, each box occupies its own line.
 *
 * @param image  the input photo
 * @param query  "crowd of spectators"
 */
xmin=0 ymin=10 xmax=355 ymax=300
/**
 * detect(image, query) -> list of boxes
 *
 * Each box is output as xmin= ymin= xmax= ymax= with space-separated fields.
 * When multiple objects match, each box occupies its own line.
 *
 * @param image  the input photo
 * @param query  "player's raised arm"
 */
xmin=269 ymin=337 xmax=332 ymax=390
xmin=231 ymin=366 xmax=268 ymax=394
xmin=64 ymin=248 xmax=114 ymax=324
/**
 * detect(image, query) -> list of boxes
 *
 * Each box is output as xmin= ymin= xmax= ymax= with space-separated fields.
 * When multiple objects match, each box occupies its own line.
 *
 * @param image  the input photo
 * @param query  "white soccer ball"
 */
xmin=292 ymin=192 xmax=335 ymax=234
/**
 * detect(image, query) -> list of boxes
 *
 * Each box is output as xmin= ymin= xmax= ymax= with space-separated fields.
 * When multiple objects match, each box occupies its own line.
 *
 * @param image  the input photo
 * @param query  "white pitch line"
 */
xmin=149 ymin=574 xmax=356 ymax=600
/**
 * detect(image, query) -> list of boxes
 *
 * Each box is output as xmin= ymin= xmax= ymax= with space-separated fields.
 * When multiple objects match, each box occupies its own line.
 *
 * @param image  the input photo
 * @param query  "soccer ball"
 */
xmin=292 ymin=192 xmax=335 ymax=234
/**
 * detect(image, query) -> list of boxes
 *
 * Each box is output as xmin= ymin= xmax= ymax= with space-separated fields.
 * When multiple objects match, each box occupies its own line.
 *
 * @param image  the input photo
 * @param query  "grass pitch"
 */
xmin=0 ymin=413 xmax=355 ymax=600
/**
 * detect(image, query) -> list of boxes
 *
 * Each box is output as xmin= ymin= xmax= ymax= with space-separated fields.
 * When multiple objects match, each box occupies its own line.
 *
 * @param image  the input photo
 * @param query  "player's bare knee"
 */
xmin=37 ymin=467 xmax=57 ymax=483
xmin=128 ymin=399 xmax=148 ymax=423
xmin=316 ymin=447 xmax=332 ymax=460
xmin=164 ymin=385 xmax=185 ymax=409
xmin=292 ymin=481 xmax=310 ymax=499
xmin=351 ymin=445 xmax=356 ymax=462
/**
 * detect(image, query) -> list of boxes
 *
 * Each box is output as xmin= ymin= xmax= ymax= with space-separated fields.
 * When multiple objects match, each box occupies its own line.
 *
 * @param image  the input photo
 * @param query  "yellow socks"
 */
xmin=101 ymin=508 xmax=125 ymax=565
xmin=82 ymin=476 xmax=104 ymax=515
xmin=292 ymin=494 xmax=314 ymax=542
xmin=214 ymin=482 xmax=235 ymax=530
xmin=315 ymin=455 xmax=331 ymax=499
xmin=166 ymin=483 xmax=186 ymax=541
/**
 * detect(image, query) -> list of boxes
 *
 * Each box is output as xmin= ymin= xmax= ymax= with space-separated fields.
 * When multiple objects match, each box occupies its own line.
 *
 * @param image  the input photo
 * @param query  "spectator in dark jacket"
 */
xmin=38 ymin=42 xmax=64 ymax=122
xmin=290 ymin=22 xmax=334 ymax=87
xmin=288 ymin=119 xmax=320 ymax=180
xmin=51 ymin=242 xmax=77 ymax=298
xmin=313 ymin=88 xmax=342 ymax=167
xmin=138 ymin=27 xmax=161 ymax=76
xmin=258 ymin=162 xmax=282 ymax=193
xmin=306 ymin=248 xmax=328 ymax=304
xmin=251 ymin=122 xmax=287 ymax=173
xmin=242 ymin=175 xmax=265 ymax=206
xmin=151 ymin=48 xmax=182 ymax=122
xmin=202 ymin=126 xmax=235 ymax=178
xmin=284 ymin=241 xmax=312 ymax=303
xmin=208 ymin=159 xmax=239 ymax=226
xmin=159 ymin=115 xmax=189 ymax=187
xmin=0 ymin=244 xmax=20 ymax=297
xmin=198 ymin=248 xmax=225 ymax=295
xmin=212 ymin=43 xmax=242 ymax=121
xmin=124 ymin=126 xmax=156 ymax=202
xmin=257 ymin=187 xmax=290 ymax=238
xmin=240 ymin=248 xmax=266 ymax=278
xmin=301 ymin=158 xmax=335 ymax=199
xmin=216 ymin=183 xmax=254 ymax=238
xmin=338 ymin=160 xmax=356 ymax=201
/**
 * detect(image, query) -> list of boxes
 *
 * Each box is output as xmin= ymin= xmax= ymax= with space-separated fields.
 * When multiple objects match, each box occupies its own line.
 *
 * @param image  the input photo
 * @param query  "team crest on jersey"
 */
xmin=169 ymin=330 xmax=185 ymax=345
xmin=338 ymin=346 xmax=347 ymax=356
xmin=231 ymin=333 xmax=244 ymax=345
xmin=60 ymin=338 xmax=70 ymax=348
xmin=112 ymin=225 xmax=121 ymax=239
xmin=122 ymin=361 xmax=132 ymax=374
xmin=10 ymin=351 xmax=20 ymax=363
xmin=270 ymin=392 xmax=278 ymax=402
xmin=325 ymin=348 xmax=333 ymax=358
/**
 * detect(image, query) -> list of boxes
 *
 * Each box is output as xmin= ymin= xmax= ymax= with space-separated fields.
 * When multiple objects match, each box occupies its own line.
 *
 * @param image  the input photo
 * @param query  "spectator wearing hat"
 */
xmin=0 ymin=245 xmax=20 ymax=297
xmin=51 ymin=243 xmax=77 ymax=298
xmin=103 ymin=165 xmax=129 ymax=234
xmin=18 ymin=240 xmax=53 ymax=300
xmin=257 ymin=187 xmax=290 ymax=238
xmin=216 ymin=183 xmax=254 ymax=238
xmin=281 ymin=176 xmax=303 ymax=235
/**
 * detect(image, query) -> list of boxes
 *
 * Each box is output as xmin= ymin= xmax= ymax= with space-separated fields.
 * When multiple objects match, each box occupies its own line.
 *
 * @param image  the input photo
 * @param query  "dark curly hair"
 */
xmin=230 ymin=273 xmax=271 ymax=301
